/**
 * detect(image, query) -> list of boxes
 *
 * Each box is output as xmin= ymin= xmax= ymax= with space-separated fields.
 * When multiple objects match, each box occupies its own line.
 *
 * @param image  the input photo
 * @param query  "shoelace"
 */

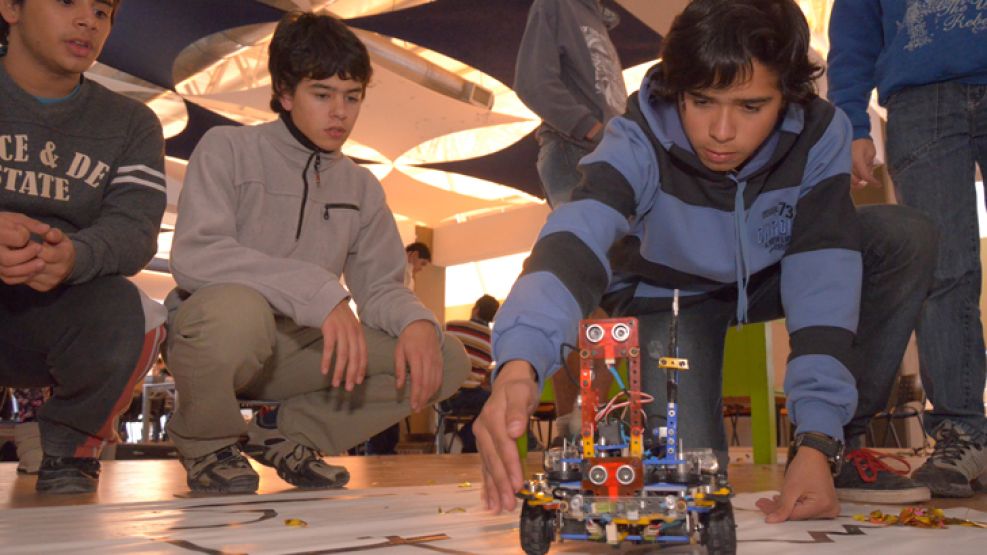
xmin=213 ymin=447 xmax=249 ymax=467
xmin=846 ymin=448 xmax=912 ymax=483
xmin=932 ymin=428 xmax=982 ymax=466
xmin=283 ymin=443 xmax=324 ymax=471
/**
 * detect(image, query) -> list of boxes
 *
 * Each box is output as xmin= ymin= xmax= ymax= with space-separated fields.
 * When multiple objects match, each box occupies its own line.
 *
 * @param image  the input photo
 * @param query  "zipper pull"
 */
xmin=323 ymin=204 xmax=330 ymax=221
xmin=314 ymin=153 xmax=322 ymax=187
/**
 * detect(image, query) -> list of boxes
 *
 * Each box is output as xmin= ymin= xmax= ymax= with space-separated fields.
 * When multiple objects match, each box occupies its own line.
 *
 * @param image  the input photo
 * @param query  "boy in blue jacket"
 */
xmin=475 ymin=0 xmax=937 ymax=521
xmin=828 ymin=0 xmax=987 ymax=499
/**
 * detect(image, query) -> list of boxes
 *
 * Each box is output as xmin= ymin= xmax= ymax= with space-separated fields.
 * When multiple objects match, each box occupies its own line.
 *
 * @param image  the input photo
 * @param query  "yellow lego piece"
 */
xmin=658 ymin=357 xmax=689 ymax=370
xmin=630 ymin=433 xmax=643 ymax=457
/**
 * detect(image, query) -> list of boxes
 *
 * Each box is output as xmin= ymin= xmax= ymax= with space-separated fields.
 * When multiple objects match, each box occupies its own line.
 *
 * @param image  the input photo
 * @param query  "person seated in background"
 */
xmin=9 ymin=387 xmax=49 ymax=475
xmin=0 ymin=0 xmax=167 ymax=494
xmin=164 ymin=11 xmax=468 ymax=494
xmin=474 ymin=0 xmax=937 ymax=520
xmin=357 ymin=241 xmax=436 ymax=456
xmin=404 ymin=241 xmax=431 ymax=289
xmin=440 ymin=295 xmax=500 ymax=453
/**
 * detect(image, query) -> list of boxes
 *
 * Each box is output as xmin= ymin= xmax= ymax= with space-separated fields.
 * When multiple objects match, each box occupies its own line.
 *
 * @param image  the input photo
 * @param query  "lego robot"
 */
xmin=517 ymin=297 xmax=737 ymax=554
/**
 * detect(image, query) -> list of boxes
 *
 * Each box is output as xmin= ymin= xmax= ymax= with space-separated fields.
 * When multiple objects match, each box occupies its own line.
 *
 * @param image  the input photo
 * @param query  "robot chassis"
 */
xmin=517 ymin=303 xmax=737 ymax=554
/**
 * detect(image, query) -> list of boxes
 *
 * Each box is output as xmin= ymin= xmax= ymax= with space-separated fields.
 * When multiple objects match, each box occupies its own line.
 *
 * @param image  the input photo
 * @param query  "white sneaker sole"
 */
xmin=836 ymin=485 xmax=931 ymax=505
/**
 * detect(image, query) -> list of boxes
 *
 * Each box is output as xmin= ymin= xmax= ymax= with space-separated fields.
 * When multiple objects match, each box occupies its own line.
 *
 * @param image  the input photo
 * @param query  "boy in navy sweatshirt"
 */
xmin=0 ymin=0 xmax=167 ymax=494
xmin=828 ymin=0 xmax=987 ymax=499
xmin=476 ymin=0 xmax=937 ymax=521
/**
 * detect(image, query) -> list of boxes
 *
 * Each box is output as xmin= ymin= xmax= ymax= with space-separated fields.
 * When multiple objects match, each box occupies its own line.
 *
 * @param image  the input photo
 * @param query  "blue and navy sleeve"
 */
xmin=781 ymin=107 xmax=861 ymax=442
xmin=827 ymin=0 xmax=883 ymax=140
xmin=492 ymin=117 xmax=660 ymax=385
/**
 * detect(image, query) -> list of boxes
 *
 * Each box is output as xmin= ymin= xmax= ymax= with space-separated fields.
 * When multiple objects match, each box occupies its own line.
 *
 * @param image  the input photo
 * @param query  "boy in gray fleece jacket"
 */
xmin=165 ymin=11 xmax=468 ymax=494
xmin=0 ymin=0 xmax=167 ymax=494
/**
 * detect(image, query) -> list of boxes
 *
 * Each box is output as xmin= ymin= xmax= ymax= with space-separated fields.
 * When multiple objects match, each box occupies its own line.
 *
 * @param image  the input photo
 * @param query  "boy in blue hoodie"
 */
xmin=475 ymin=0 xmax=938 ymax=521
xmin=828 ymin=0 xmax=987 ymax=499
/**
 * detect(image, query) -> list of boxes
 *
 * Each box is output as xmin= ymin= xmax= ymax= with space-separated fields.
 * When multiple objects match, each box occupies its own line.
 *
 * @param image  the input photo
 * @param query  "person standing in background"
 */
xmin=514 ymin=0 xmax=628 ymax=442
xmin=828 ymin=0 xmax=987 ymax=499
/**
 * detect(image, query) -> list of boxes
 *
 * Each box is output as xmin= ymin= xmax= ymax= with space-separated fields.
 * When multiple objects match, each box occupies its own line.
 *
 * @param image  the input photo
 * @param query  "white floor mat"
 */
xmin=1 ymin=484 xmax=984 ymax=554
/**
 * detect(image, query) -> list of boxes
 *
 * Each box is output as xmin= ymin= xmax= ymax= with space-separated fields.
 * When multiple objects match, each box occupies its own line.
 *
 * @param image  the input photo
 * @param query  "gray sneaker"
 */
xmin=35 ymin=455 xmax=100 ymax=494
xmin=834 ymin=448 xmax=930 ymax=504
xmin=243 ymin=417 xmax=349 ymax=489
xmin=912 ymin=422 xmax=987 ymax=498
xmin=181 ymin=445 xmax=259 ymax=494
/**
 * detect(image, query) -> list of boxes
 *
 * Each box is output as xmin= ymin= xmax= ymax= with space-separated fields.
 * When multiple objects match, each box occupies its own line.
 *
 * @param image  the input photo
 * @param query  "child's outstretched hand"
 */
xmin=474 ymin=360 xmax=539 ymax=514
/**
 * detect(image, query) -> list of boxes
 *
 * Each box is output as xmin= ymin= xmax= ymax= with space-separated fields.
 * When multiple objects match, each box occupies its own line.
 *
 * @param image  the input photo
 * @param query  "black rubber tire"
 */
xmin=519 ymin=502 xmax=553 ymax=555
xmin=700 ymin=500 xmax=737 ymax=555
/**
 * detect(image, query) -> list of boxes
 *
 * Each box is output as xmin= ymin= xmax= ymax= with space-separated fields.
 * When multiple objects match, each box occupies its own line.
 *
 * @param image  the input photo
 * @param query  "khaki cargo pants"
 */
xmin=166 ymin=284 xmax=469 ymax=458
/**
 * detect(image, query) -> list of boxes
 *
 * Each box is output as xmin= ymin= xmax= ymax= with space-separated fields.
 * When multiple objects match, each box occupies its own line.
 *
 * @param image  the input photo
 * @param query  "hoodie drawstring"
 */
xmin=731 ymin=176 xmax=751 ymax=325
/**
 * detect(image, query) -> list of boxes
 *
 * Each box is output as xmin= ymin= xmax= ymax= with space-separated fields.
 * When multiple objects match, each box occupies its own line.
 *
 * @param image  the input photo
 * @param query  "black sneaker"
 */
xmin=834 ymin=448 xmax=930 ymax=504
xmin=243 ymin=417 xmax=349 ymax=489
xmin=181 ymin=445 xmax=259 ymax=494
xmin=35 ymin=455 xmax=100 ymax=494
xmin=912 ymin=422 xmax=987 ymax=498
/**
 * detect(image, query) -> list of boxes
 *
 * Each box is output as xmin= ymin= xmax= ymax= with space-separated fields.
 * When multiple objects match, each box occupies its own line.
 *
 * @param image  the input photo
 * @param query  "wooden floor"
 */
xmin=2 ymin=449 xmax=985 ymax=512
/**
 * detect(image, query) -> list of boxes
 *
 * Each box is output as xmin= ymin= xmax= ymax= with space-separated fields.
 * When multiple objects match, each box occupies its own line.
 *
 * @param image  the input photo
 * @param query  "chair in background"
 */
xmin=434 ymin=404 xmax=479 ymax=454
xmin=529 ymin=378 xmax=557 ymax=449
xmin=237 ymin=398 xmax=281 ymax=423
xmin=141 ymin=378 xmax=177 ymax=442
xmin=721 ymin=323 xmax=779 ymax=463
xmin=868 ymin=373 xmax=928 ymax=449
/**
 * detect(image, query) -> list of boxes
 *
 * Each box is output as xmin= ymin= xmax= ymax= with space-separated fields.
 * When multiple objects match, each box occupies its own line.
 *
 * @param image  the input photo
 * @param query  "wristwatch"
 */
xmin=788 ymin=432 xmax=844 ymax=476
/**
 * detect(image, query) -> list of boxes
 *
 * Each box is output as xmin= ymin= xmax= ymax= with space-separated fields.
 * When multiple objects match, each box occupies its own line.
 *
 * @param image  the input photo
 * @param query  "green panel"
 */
xmin=607 ymin=360 xmax=630 ymax=399
xmin=721 ymin=323 xmax=777 ymax=463
xmin=540 ymin=375 xmax=555 ymax=403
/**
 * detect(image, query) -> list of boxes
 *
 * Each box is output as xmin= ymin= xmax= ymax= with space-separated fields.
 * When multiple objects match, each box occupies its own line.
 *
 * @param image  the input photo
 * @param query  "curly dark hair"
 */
xmin=405 ymin=241 xmax=431 ymax=261
xmin=474 ymin=295 xmax=500 ymax=324
xmin=268 ymin=11 xmax=372 ymax=114
xmin=654 ymin=0 xmax=822 ymax=105
xmin=1 ymin=0 xmax=122 ymax=45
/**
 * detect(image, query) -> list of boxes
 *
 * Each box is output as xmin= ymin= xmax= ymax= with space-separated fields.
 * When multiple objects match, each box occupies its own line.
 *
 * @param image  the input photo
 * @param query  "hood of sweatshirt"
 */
xmin=631 ymin=64 xmax=810 ymax=322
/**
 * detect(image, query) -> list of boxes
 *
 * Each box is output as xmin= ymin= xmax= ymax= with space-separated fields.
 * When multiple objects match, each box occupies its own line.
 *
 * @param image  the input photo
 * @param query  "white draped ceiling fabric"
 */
xmin=102 ymin=0 xmax=842 ymax=304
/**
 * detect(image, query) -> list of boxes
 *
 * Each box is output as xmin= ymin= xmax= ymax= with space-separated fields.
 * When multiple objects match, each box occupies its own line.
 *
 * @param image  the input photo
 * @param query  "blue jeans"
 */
xmin=535 ymin=130 xmax=592 ymax=208
xmin=886 ymin=81 xmax=987 ymax=443
xmin=621 ymin=206 xmax=936 ymax=468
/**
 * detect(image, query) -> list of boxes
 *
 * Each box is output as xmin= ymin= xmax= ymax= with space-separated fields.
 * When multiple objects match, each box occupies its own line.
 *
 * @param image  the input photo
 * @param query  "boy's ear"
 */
xmin=278 ymin=90 xmax=294 ymax=113
xmin=0 ymin=0 xmax=24 ymax=27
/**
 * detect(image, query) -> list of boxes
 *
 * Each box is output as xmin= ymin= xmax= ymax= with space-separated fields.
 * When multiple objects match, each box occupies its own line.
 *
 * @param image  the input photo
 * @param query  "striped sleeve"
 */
xmin=493 ymin=119 xmax=655 ymax=384
xmin=781 ymin=107 xmax=860 ymax=441
xmin=445 ymin=320 xmax=494 ymax=387
xmin=67 ymin=103 xmax=166 ymax=283
xmin=574 ymin=116 xmax=661 ymax=219
xmin=111 ymin=164 xmax=167 ymax=194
